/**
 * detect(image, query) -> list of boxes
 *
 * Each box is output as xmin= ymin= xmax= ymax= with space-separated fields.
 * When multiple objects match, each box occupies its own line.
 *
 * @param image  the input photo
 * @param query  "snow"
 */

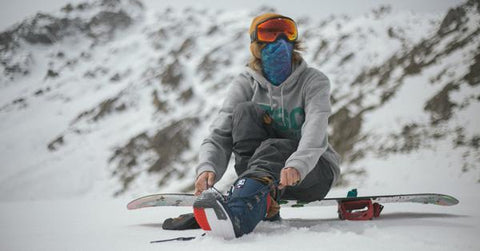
xmin=1 ymin=187 xmax=479 ymax=251
xmin=1 ymin=0 xmax=479 ymax=250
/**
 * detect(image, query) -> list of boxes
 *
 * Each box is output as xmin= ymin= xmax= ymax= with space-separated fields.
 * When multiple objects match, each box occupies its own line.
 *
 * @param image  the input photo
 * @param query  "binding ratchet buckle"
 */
xmin=337 ymin=199 xmax=384 ymax=220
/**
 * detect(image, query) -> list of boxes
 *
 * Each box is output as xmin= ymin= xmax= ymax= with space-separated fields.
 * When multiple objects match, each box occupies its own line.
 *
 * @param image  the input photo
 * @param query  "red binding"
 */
xmin=338 ymin=199 xmax=384 ymax=220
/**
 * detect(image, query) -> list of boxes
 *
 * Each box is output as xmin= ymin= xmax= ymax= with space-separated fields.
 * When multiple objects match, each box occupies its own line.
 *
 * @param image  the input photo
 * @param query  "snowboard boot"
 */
xmin=193 ymin=177 xmax=273 ymax=239
xmin=162 ymin=213 xmax=200 ymax=230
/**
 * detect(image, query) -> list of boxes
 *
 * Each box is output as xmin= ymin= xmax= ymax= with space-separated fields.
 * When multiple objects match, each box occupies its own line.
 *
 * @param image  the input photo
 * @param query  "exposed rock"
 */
xmin=207 ymin=25 xmax=219 ymax=36
xmin=161 ymin=59 xmax=183 ymax=89
xmin=338 ymin=52 xmax=354 ymax=66
xmin=1 ymin=54 xmax=32 ymax=78
xmin=87 ymin=10 xmax=132 ymax=40
xmin=73 ymin=96 xmax=126 ymax=123
xmin=12 ymin=97 xmax=26 ymax=104
xmin=46 ymin=69 xmax=59 ymax=78
xmin=110 ymin=132 xmax=150 ymax=196
xmin=110 ymin=73 xmax=121 ymax=82
xmin=1 ymin=13 xmax=87 ymax=47
xmin=464 ymin=49 xmax=480 ymax=86
xmin=9 ymin=97 xmax=28 ymax=109
xmin=83 ymin=66 xmax=109 ymax=78
xmin=424 ymin=83 xmax=459 ymax=125
xmin=179 ymin=88 xmax=194 ymax=103
xmin=398 ymin=123 xmax=422 ymax=152
xmin=34 ymin=89 xmax=43 ymax=96
xmin=110 ymin=117 xmax=199 ymax=195
xmin=197 ymin=51 xmax=231 ymax=81
xmin=471 ymin=136 xmax=480 ymax=149
xmin=61 ymin=4 xmax=75 ymax=13
xmin=48 ymin=135 xmax=64 ymax=151
xmin=0 ymin=0 xmax=141 ymax=82
xmin=152 ymin=90 xmax=168 ymax=112
xmin=329 ymin=107 xmax=363 ymax=160
xmin=174 ymin=37 xmax=195 ymax=56
xmin=371 ymin=5 xmax=392 ymax=19
xmin=148 ymin=118 xmax=199 ymax=172
xmin=148 ymin=28 xmax=168 ymax=49
xmin=92 ymin=97 xmax=126 ymax=121
xmin=438 ymin=6 xmax=467 ymax=36
xmin=334 ymin=168 xmax=366 ymax=187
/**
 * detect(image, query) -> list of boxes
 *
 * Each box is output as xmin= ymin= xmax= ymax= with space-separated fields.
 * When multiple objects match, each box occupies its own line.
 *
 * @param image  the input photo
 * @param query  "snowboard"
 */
xmin=127 ymin=192 xmax=459 ymax=210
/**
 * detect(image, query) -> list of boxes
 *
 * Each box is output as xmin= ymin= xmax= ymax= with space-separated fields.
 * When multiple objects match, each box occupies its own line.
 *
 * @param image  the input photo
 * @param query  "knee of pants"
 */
xmin=257 ymin=138 xmax=298 ymax=152
xmin=248 ymin=138 xmax=298 ymax=170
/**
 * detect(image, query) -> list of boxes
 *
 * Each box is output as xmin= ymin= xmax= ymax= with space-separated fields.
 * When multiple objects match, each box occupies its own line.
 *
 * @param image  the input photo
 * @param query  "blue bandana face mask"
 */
xmin=261 ymin=38 xmax=294 ymax=86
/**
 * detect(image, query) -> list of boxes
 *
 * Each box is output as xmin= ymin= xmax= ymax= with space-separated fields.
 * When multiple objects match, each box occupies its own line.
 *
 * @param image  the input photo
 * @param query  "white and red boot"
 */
xmin=193 ymin=178 xmax=275 ymax=239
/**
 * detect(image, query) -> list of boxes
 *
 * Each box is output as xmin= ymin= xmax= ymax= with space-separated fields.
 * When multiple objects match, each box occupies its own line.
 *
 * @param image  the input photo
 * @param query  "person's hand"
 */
xmin=278 ymin=167 xmax=300 ymax=189
xmin=194 ymin=171 xmax=216 ymax=196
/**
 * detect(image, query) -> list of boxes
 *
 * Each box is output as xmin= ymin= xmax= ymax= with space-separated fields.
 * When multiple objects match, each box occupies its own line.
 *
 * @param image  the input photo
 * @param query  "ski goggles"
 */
xmin=250 ymin=17 xmax=298 ymax=43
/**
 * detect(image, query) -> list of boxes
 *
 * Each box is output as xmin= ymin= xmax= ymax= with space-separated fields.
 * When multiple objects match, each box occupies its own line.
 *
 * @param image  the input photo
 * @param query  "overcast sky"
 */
xmin=0 ymin=0 xmax=463 ymax=31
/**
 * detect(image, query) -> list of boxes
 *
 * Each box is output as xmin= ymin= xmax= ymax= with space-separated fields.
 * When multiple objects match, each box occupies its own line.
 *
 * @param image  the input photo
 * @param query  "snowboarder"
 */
xmin=163 ymin=13 xmax=341 ymax=238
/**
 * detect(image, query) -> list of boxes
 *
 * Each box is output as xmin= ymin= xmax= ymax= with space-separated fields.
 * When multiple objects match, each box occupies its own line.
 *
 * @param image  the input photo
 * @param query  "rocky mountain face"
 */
xmin=0 ymin=0 xmax=478 ymax=199
xmin=311 ymin=1 xmax=480 ymax=184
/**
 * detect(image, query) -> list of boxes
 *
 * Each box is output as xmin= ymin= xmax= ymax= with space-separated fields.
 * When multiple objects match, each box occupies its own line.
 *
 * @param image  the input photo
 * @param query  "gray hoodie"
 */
xmin=196 ymin=59 xmax=341 ymax=185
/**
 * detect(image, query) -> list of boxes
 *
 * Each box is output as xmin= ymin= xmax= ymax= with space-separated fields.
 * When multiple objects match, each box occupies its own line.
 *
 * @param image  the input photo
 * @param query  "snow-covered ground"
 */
xmin=1 ymin=186 xmax=479 ymax=251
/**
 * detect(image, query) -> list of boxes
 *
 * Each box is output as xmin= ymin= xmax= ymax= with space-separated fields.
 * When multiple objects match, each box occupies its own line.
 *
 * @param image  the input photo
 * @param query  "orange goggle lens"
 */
xmin=254 ymin=18 xmax=298 ymax=43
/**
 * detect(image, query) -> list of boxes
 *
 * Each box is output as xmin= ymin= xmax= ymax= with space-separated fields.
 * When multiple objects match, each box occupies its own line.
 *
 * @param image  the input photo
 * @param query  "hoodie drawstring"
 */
xmin=267 ymin=84 xmax=273 ymax=112
xmin=267 ymin=83 xmax=287 ymax=126
xmin=280 ymin=85 xmax=285 ymax=125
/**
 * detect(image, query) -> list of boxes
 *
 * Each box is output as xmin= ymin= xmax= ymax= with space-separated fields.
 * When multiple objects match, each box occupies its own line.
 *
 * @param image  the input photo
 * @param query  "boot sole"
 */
xmin=193 ymin=192 xmax=236 ymax=239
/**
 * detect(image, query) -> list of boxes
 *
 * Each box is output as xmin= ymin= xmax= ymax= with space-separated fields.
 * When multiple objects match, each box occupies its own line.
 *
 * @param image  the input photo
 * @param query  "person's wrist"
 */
xmin=196 ymin=163 xmax=215 ymax=179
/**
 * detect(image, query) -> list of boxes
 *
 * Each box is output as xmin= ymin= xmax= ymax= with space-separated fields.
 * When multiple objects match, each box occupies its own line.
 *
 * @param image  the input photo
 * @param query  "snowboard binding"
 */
xmin=337 ymin=199 xmax=384 ymax=220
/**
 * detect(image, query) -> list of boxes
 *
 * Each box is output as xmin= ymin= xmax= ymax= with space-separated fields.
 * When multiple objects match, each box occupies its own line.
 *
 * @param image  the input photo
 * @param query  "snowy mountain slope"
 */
xmin=0 ymin=0 xmax=479 ymax=201
xmin=324 ymin=1 xmax=480 ymax=190
xmin=293 ymin=1 xmax=479 ymax=189
xmin=1 ymin=0 xmax=480 ymax=250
